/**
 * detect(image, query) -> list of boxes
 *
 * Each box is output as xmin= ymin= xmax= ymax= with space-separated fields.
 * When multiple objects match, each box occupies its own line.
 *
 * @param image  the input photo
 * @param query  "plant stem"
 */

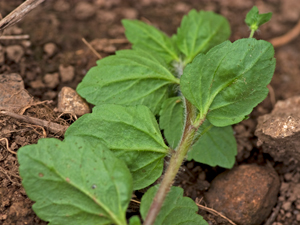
xmin=143 ymin=99 xmax=204 ymax=225
xmin=249 ymin=29 xmax=255 ymax=38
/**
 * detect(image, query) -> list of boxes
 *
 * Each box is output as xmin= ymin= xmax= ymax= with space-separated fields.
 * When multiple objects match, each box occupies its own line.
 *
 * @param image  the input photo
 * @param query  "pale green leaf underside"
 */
xmin=18 ymin=137 xmax=132 ymax=225
xmin=175 ymin=9 xmax=231 ymax=64
xmin=65 ymin=104 xmax=168 ymax=190
xmin=77 ymin=50 xmax=179 ymax=115
xmin=140 ymin=185 xmax=208 ymax=225
xmin=181 ymin=38 xmax=276 ymax=127
xmin=159 ymin=97 xmax=184 ymax=149
xmin=122 ymin=19 xmax=179 ymax=63
xmin=187 ymin=120 xmax=237 ymax=168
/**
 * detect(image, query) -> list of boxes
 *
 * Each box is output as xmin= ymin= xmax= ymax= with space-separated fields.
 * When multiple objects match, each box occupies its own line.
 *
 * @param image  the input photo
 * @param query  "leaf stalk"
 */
xmin=143 ymin=99 xmax=204 ymax=225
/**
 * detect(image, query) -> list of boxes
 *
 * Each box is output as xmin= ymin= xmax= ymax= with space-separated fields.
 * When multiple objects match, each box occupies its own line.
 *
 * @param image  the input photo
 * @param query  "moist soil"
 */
xmin=0 ymin=0 xmax=300 ymax=224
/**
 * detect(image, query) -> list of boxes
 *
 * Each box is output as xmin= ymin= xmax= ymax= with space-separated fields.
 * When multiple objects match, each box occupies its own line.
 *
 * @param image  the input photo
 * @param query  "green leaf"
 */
xmin=122 ymin=19 xmax=179 ymax=63
xmin=245 ymin=6 xmax=272 ymax=31
xmin=159 ymin=98 xmax=236 ymax=168
xmin=180 ymin=38 xmax=276 ymax=127
xmin=18 ymin=136 xmax=132 ymax=225
xmin=159 ymin=97 xmax=184 ymax=149
xmin=65 ymin=104 xmax=169 ymax=190
xmin=140 ymin=185 xmax=208 ymax=225
xmin=77 ymin=49 xmax=179 ymax=115
xmin=175 ymin=10 xmax=231 ymax=65
xmin=129 ymin=216 xmax=141 ymax=225
xmin=187 ymin=120 xmax=237 ymax=168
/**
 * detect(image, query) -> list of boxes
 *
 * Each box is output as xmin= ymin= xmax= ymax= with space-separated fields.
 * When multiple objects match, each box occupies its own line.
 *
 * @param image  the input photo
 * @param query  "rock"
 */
xmin=44 ymin=73 xmax=59 ymax=89
xmin=282 ymin=201 xmax=292 ymax=211
xmin=53 ymin=0 xmax=70 ymax=12
xmin=0 ymin=73 xmax=33 ymax=112
xmin=255 ymin=96 xmax=300 ymax=165
xmin=44 ymin=43 xmax=57 ymax=57
xmin=121 ymin=8 xmax=138 ymax=19
xmin=30 ymin=79 xmax=45 ymax=89
xmin=204 ymin=164 xmax=280 ymax=225
xmin=5 ymin=45 xmax=24 ymax=63
xmin=57 ymin=87 xmax=90 ymax=116
xmin=59 ymin=64 xmax=75 ymax=82
xmin=74 ymin=2 xmax=96 ymax=20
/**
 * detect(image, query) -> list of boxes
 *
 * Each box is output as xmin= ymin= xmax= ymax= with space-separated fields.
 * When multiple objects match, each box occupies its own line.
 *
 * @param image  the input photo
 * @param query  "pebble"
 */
xmin=74 ymin=2 xmax=96 ymax=20
xmin=43 ymin=73 xmax=59 ymax=89
xmin=30 ymin=80 xmax=45 ymax=89
xmin=204 ymin=164 xmax=280 ymax=225
xmin=59 ymin=64 xmax=75 ymax=82
xmin=282 ymin=201 xmax=292 ymax=211
xmin=5 ymin=45 xmax=24 ymax=63
xmin=121 ymin=8 xmax=138 ymax=19
xmin=57 ymin=87 xmax=90 ymax=116
xmin=297 ymin=214 xmax=300 ymax=221
xmin=44 ymin=43 xmax=57 ymax=57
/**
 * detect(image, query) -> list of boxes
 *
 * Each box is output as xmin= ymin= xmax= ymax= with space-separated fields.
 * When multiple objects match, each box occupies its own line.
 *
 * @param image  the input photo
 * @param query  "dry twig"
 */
xmin=82 ymin=37 xmax=102 ymax=59
xmin=0 ymin=111 xmax=68 ymax=134
xmin=195 ymin=198 xmax=237 ymax=225
xmin=0 ymin=34 xmax=29 ymax=40
xmin=0 ymin=138 xmax=17 ymax=155
xmin=269 ymin=20 xmax=300 ymax=47
xmin=0 ymin=0 xmax=45 ymax=32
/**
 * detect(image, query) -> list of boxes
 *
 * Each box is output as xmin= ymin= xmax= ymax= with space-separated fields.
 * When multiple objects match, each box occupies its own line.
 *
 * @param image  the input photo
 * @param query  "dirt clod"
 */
xmin=204 ymin=164 xmax=280 ymax=225
xmin=43 ymin=73 xmax=59 ymax=89
xmin=255 ymin=96 xmax=300 ymax=165
xmin=5 ymin=45 xmax=24 ymax=63
xmin=43 ymin=43 xmax=57 ymax=57
xmin=59 ymin=64 xmax=75 ymax=83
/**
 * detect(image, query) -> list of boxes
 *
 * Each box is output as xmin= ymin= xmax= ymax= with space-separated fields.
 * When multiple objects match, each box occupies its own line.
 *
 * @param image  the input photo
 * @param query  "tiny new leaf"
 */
xmin=76 ymin=49 xmax=179 ymax=115
xmin=18 ymin=137 xmax=132 ymax=225
xmin=180 ymin=38 xmax=275 ymax=127
xmin=245 ymin=6 xmax=272 ymax=31
xmin=140 ymin=185 xmax=208 ymax=225
xmin=175 ymin=10 xmax=231 ymax=65
xmin=65 ymin=104 xmax=169 ymax=190
xmin=159 ymin=97 xmax=237 ymax=168
xmin=122 ymin=19 xmax=179 ymax=63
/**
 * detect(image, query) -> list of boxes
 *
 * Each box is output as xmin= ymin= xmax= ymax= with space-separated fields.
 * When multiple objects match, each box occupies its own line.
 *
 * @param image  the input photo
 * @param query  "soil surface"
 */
xmin=0 ymin=0 xmax=300 ymax=225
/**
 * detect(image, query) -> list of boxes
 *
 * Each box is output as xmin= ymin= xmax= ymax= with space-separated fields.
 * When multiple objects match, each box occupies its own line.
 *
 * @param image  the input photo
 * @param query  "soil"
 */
xmin=0 ymin=0 xmax=300 ymax=225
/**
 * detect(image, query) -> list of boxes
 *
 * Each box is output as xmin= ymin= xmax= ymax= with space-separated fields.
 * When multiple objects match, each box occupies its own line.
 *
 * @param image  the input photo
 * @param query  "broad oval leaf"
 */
xmin=175 ymin=10 xmax=231 ymax=65
xmin=187 ymin=120 xmax=237 ymax=168
xmin=18 ymin=136 xmax=132 ymax=225
xmin=140 ymin=185 xmax=208 ymax=225
xmin=65 ymin=104 xmax=169 ymax=190
xmin=122 ymin=19 xmax=179 ymax=63
xmin=180 ymin=38 xmax=276 ymax=127
xmin=77 ymin=49 xmax=179 ymax=115
xmin=159 ymin=96 xmax=184 ymax=149
xmin=159 ymin=97 xmax=236 ymax=168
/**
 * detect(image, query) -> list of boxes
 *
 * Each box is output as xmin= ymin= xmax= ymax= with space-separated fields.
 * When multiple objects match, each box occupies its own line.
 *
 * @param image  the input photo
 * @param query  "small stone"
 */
xmin=44 ymin=43 xmax=57 ymax=57
xmin=284 ymin=173 xmax=293 ymax=181
xmin=282 ymin=201 xmax=292 ymax=211
xmin=44 ymin=73 xmax=59 ymax=89
xmin=59 ymin=64 xmax=75 ymax=82
xmin=286 ymin=212 xmax=292 ymax=218
xmin=53 ymin=0 xmax=70 ymax=12
xmin=44 ymin=91 xmax=57 ymax=100
xmin=0 ymin=73 xmax=33 ymax=112
xmin=204 ymin=164 xmax=280 ymax=225
xmin=174 ymin=2 xmax=190 ymax=13
xmin=74 ymin=2 xmax=96 ymax=20
xmin=272 ymin=223 xmax=283 ymax=225
xmin=255 ymin=96 xmax=300 ymax=165
xmin=5 ymin=45 xmax=24 ymax=63
xmin=121 ymin=8 xmax=138 ymax=19
xmin=297 ymin=214 xmax=300 ymax=221
xmin=57 ymin=87 xmax=90 ymax=116
xmin=21 ymin=40 xmax=31 ymax=48
xmin=30 ymin=80 xmax=45 ymax=89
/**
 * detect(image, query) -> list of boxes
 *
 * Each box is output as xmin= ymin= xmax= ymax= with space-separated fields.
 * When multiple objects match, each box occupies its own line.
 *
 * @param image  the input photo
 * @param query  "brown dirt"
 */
xmin=0 ymin=0 xmax=300 ymax=224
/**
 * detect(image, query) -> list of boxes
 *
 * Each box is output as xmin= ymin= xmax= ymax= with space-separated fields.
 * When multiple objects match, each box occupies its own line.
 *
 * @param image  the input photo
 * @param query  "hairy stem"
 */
xmin=143 ymin=99 xmax=204 ymax=225
xmin=249 ymin=29 xmax=255 ymax=38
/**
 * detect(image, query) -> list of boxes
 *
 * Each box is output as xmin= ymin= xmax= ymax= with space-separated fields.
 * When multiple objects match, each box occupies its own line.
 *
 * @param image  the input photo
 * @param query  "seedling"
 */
xmin=18 ymin=7 xmax=274 ymax=225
